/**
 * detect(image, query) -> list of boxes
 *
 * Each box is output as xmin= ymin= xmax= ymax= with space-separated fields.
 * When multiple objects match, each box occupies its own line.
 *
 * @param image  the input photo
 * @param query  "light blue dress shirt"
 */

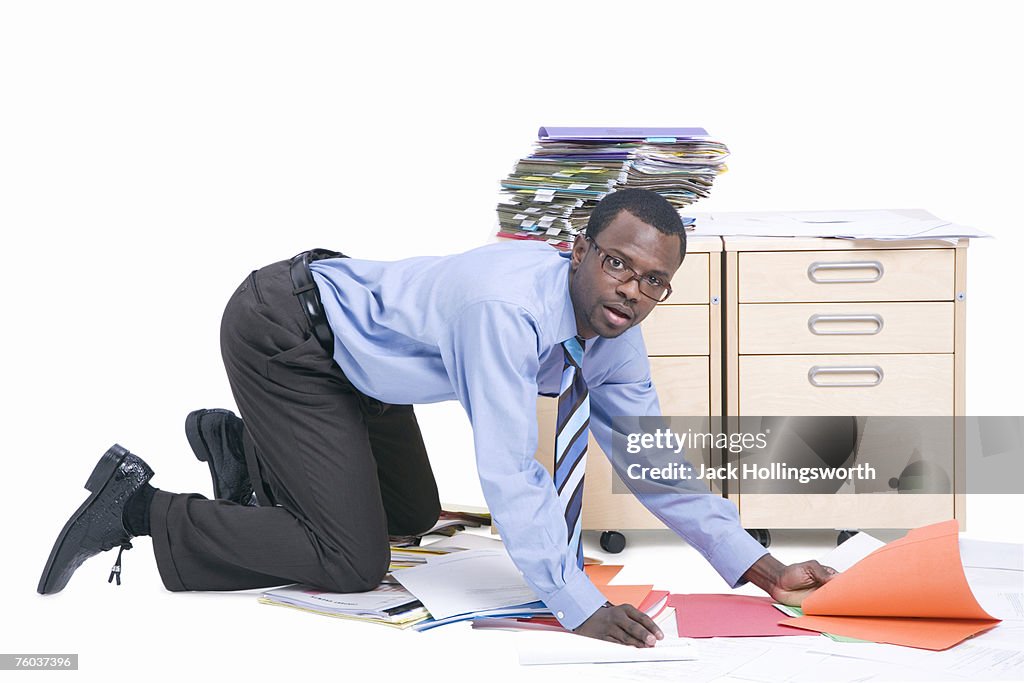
xmin=310 ymin=241 xmax=768 ymax=629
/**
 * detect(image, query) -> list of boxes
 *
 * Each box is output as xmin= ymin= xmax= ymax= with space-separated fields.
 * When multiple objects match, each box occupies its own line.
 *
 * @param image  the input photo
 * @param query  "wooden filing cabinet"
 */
xmin=723 ymin=236 xmax=968 ymax=532
xmin=533 ymin=236 xmax=723 ymax=532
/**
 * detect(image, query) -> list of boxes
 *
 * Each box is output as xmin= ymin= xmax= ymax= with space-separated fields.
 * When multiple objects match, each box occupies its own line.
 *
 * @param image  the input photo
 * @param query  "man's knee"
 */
xmin=388 ymin=496 xmax=441 ymax=538
xmin=318 ymin=544 xmax=389 ymax=593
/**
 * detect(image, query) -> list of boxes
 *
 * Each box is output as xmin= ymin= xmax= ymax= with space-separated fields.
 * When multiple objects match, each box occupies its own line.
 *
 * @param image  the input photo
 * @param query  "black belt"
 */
xmin=289 ymin=248 xmax=347 ymax=354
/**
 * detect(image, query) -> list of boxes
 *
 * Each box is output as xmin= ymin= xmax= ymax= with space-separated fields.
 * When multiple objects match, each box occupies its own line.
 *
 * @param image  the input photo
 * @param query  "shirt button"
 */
xmin=557 ymin=611 xmax=565 ymax=619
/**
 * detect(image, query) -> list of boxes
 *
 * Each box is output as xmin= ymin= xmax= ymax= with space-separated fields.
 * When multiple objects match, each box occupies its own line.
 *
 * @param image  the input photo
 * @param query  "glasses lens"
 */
xmin=639 ymin=282 xmax=669 ymax=302
xmin=599 ymin=258 xmax=631 ymax=282
xmin=601 ymin=259 xmax=670 ymax=301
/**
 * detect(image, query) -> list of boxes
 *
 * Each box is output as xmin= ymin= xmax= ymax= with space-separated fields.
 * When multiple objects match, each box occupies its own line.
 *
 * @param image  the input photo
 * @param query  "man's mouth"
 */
xmin=602 ymin=304 xmax=633 ymax=327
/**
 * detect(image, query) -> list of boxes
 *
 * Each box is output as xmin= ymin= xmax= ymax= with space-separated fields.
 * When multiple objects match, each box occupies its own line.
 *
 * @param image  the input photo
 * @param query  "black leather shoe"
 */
xmin=37 ymin=444 xmax=154 ymax=595
xmin=185 ymin=408 xmax=256 ymax=506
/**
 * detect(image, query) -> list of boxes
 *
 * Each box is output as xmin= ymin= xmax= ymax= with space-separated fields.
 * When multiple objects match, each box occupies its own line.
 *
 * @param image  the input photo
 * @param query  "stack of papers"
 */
xmin=391 ymin=547 xmax=549 ymax=631
xmin=258 ymin=583 xmax=429 ymax=629
xmin=497 ymin=127 xmax=726 ymax=248
xmin=388 ymin=543 xmax=454 ymax=571
xmin=388 ymin=506 xmax=491 ymax=548
xmin=471 ymin=563 xmax=671 ymax=633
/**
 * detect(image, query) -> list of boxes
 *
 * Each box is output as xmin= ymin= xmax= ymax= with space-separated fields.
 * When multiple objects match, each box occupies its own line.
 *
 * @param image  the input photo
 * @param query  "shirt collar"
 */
xmin=554 ymin=250 xmax=581 ymax=345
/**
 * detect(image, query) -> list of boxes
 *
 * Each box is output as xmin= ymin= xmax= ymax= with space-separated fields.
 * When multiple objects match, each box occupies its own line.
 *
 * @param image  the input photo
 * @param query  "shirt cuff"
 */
xmin=542 ymin=570 xmax=609 ymax=630
xmin=709 ymin=527 xmax=772 ymax=588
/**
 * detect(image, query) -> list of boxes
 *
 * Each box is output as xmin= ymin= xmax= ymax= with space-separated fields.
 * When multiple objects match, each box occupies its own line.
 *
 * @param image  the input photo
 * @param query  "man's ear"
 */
xmin=569 ymin=234 xmax=589 ymax=271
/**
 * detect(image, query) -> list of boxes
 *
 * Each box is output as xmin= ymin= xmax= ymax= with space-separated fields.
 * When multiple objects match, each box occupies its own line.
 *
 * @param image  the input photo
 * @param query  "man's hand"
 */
xmin=742 ymin=554 xmax=837 ymax=606
xmin=573 ymin=602 xmax=664 ymax=647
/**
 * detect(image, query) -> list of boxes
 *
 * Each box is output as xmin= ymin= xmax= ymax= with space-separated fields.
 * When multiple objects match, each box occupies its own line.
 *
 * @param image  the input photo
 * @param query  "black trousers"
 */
xmin=151 ymin=258 xmax=441 ymax=592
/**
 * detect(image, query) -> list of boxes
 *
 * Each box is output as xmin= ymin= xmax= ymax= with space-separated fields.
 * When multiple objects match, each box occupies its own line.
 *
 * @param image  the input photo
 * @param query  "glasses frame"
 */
xmin=584 ymin=234 xmax=673 ymax=303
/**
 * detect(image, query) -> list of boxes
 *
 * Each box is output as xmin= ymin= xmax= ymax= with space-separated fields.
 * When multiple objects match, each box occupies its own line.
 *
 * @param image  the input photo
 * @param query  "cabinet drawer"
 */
xmin=643 ymin=305 xmax=709 ymax=355
xmin=739 ymin=302 xmax=954 ymax=354
xmin=580 ymin=445 xmax=668 ymax=530
xmin=670 ymin=253 xmax=710 ymax=304
xmin=738 ymin=354 xmax=953 ymax=415
xmin=651 ymin=356 xmax=710 ymax=416
xmin=739 ymin=250 xmax=954 ymax=303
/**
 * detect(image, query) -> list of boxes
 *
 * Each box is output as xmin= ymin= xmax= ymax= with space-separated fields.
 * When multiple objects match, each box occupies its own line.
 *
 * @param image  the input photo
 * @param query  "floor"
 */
xmin=14 ymin=494 xmax=1023 ymax=683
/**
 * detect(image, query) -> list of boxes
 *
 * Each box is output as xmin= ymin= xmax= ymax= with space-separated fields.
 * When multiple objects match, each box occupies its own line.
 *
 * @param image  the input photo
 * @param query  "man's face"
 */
xmin=568 ymin=209 xmax=684 ymax=340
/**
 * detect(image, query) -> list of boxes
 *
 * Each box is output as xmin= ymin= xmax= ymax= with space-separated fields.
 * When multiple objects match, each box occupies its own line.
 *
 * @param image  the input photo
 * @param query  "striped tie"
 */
xmin=553 ymin=336 xmax=588 ymax=569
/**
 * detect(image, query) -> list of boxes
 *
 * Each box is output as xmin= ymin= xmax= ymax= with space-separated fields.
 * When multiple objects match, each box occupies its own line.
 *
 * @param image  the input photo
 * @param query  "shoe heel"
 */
xmin=84 ymin=444 xmax=129 ymax=492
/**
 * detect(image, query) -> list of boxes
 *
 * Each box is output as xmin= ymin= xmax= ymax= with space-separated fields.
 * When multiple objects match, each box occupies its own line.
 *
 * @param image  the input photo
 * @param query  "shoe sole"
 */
xmin=37 ymin=444 xmax=132 ymax=595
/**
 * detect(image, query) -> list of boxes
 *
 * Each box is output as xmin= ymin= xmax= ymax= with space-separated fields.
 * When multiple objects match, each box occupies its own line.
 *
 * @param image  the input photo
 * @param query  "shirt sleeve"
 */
xmin=438 ymin=300 xmax=607 ymax=629
xmin=588 ymin=346 xmax=769 ymax=588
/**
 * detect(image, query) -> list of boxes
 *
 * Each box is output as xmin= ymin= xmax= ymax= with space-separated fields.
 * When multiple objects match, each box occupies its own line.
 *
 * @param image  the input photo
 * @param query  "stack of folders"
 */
xmin=388 ymin=506 xmax=491 ymax=548
xmin=259 ymin=536 xmax=676 ymax=635
xmin=497 ymin=126 xmax=726 ymax=248
xmin=259 ymin=583 xmax=431 ymax=629
xmin=388 ymin=544 xmax=453 ymax=571
xmin=471 ymin=563 xmax=671 ymax=633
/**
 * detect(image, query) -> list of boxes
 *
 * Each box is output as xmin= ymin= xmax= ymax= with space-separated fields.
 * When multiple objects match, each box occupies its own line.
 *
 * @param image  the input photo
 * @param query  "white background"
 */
xmin=1 ymin=2 xmax=1021 ymax=682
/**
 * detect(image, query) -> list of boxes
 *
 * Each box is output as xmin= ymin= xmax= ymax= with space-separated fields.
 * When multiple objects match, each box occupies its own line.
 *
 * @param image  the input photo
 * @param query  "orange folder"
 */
xmin=584 ymin=564 xmax=624 ymax=586
xmin=583 ymin=564 xmax=653 ymax=609
xmin=781 ymin=520 xmax=1000 ymax=650
xmin=599 ymin=584 xmax=655 ymax=609
xmin=513 ymin=566 xmax=664 ymax=630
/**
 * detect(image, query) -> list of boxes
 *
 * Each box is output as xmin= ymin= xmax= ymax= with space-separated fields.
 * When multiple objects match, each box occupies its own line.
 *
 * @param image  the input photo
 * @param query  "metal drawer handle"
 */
xmin=807 ymin=365 xmax=884 ymax=387
xmin=807 ymin=314 xmax=885 ymax=336
xmin=807 ymin=260 xmax=885 ymax=283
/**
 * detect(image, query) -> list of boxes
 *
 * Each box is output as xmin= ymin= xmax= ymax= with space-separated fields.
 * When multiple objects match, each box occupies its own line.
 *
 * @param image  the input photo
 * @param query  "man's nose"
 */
xmin=615 ymin=276 xmax=641 ymax=301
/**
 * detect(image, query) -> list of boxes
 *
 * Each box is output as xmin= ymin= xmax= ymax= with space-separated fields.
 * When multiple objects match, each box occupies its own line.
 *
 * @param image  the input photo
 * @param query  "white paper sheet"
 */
xmin=392 ymin=548 xmax=538 ymax=620
xmin=960 ymin=538 xmax=1024 ymax=571
xmin=690 ymin=209 xmax=991 ymax=240
xmin=807 ymin=638 xmax=1024 ymax=681
xmin=424 ymin=530 xmax=505 ymax=553
xmin=259 ymin=582 xmax=419 ymax=616
xmin=964 ymin=566 xmax=1024 ymax=622
xmin=818 ymin=531 xmax=886 ymax=572
xmin=516 ymin=631 xmax=698 ymax=665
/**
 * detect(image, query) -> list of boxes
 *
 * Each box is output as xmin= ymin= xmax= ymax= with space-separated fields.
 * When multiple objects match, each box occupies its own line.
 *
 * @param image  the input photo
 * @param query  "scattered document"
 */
xmin=807 ymin=638 xmax=1024 ymax=681
xmin=817 ymin=530 xmax=885 ymax=573
xmin=426 ymin=530 xmax=506 ymax=553
xmin=964 ymin=565 xmax=1024 ymax=621
xmin=516 ymin=630 xmax=698 ymax=665
xmin=691 ymin=208 xmax=991 ymax=241
xmin=960 ymin=537 xmax=1024 ymax=571
xmin=392 ymin=548 xmax=538 ymax=621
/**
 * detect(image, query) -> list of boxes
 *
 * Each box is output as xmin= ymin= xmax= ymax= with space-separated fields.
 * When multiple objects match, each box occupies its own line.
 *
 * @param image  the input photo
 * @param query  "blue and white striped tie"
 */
xmin=554 ymin=336 xmax=588 ymax=569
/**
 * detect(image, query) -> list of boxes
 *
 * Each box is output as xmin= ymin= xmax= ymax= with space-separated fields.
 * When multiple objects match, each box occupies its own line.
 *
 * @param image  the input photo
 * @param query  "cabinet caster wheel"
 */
xmin=747 ymin=529 xmax=771 ymax=548
xmin=600 ymin=531 xmax=626 ymax=553
xmin=837 ymin=529 xmax=859 ymax=545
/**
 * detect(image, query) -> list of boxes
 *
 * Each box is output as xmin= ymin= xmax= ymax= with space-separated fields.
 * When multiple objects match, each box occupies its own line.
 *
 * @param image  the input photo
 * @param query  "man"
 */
xmin=39 ymin=189 xmax=834 ymax=647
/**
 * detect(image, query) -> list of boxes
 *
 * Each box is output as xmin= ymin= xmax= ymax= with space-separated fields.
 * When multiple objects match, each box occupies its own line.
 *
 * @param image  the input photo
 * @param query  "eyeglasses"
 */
xmin=585 ymin=235 xmax=673 ymax=302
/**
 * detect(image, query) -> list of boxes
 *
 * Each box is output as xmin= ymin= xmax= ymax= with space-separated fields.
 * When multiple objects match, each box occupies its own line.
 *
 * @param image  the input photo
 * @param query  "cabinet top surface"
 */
xmin=721 ymin=236 xmax=968 ymax=251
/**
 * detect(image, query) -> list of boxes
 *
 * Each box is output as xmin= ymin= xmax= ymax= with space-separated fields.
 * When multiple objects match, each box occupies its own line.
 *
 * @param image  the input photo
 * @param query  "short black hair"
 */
xmin=584 ymin=188 xmax=686 ymax=263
